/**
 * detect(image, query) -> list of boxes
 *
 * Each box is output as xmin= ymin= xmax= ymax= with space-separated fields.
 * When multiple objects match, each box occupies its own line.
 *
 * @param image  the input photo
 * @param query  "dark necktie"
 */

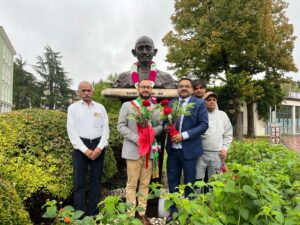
xmin=175 ymin=99 xmax=185 ymax=130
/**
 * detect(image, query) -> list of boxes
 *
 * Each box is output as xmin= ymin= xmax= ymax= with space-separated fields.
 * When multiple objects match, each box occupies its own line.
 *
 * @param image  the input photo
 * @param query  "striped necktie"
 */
xmin=175 ymin=99 xmax=185 ymax=130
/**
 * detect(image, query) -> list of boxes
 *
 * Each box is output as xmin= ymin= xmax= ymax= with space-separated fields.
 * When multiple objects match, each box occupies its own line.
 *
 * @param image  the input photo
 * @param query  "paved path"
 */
xmin=282 ymin=135 xmax=300 ymax=153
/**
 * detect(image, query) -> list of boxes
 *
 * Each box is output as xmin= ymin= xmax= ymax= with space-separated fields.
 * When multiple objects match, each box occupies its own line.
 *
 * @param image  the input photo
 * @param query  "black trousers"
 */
xmin=167 ymin=148 xmax=197 ymax=213
xmin=72 ymin=138 xmax=105 ymax=216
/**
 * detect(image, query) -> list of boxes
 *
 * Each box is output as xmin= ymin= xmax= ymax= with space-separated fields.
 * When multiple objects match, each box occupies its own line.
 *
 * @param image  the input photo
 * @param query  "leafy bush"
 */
xmin=228 ymin=140 xmax=300 ymax=182
xmin=42 ymin=197 xmax=143 ymax=225
xmin=159 ymin=140 xmax=300 ymax=224
xmin=0 ymin=109 xmax=117 ymax=200
xmin=0 ymin=175 xmax=31 ymax=225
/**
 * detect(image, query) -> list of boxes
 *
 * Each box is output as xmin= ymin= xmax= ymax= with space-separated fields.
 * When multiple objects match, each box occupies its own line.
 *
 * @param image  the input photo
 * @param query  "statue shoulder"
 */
xmin=157 ymin=69 xmax=172 ymax=77
xmin=156 ymin=69 xmax=177 ymax=88
xmin=113 ymin=71 xmax=132 ymax=88
xmin=118 ymin=71 xmax=131 ymax=78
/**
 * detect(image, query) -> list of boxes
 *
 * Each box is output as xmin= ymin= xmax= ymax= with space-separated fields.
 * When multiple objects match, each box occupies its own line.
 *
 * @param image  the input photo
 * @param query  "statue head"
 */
xmin=132 ymin=36 xmax=158 ymax=66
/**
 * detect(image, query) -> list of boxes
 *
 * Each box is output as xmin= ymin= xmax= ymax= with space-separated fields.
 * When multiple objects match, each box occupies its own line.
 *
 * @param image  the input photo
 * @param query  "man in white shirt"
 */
xmin=196 ymin=91 xmax=233 ymax=184
xmin=67 ymin=81 xmax=109 ymax=216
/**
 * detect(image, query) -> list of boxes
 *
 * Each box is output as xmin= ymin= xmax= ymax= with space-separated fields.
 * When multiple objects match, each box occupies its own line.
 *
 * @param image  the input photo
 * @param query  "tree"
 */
xmin=34 ymin=46 xmax=74 ymax=110
xmin=163 ymin=0 xmax=297 ymax=138
xmin=93 ymin=79 xmax=120 ymax=114
xmin=13 ymin=56 xmax=42 ymax=109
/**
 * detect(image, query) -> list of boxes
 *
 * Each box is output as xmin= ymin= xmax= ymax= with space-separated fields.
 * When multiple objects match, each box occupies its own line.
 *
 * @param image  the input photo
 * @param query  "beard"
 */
xmin=139 ymin=92 xmax=150 ymax=99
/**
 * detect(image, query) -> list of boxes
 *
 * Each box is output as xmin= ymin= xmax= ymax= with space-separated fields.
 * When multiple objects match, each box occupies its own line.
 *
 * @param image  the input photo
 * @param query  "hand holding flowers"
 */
xmin=127 ymin=98 xmax=155 ymax=158
xmin=128 ymin=99 xmax=152 ymax=128
xmin=156 ymin=99 xmax=195 ymax=139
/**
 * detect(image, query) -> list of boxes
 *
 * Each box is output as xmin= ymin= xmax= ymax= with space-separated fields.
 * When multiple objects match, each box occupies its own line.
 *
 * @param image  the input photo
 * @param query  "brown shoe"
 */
xmin=138 ymin=214 xmax=152 ymax=225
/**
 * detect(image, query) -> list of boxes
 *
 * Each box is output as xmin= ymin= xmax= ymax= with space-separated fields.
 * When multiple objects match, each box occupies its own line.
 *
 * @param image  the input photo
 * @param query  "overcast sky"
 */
xmin=1 ymin=0 xmax=299 ymax=89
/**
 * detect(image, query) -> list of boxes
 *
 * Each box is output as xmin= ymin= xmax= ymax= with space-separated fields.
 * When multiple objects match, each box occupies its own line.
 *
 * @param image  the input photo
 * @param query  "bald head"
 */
xmin=135 ymin=36 xmax=155 ymax=49
xmin=132 ymin=36 xmax=157 ymax=66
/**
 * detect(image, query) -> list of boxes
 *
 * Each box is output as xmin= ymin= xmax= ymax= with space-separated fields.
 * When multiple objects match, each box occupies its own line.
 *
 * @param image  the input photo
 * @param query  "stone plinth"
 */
xmin=102 ymin=88 xmax=178 ymax=100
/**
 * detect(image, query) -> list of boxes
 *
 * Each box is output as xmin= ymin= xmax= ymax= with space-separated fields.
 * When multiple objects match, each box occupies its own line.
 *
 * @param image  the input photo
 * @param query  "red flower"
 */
xmin=161 ymin=99 xmax=170 ymax=106
xmin=163 ymin=107 xmax=172 ymax=115
xmin=64 ymin=217 xmax=71 ymax=223
xmin=233 ymin=175 xmax=239 ymax=180
xmin=142 ymin=99 xmax=151 ymax=107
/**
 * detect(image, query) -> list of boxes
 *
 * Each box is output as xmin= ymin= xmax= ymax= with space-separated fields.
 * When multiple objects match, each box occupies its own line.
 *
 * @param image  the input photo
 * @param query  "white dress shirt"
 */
xmin=172 ymin=97 xmax=190 ymax=149
xmin=67 ymin=100 xmax=109 ymax=153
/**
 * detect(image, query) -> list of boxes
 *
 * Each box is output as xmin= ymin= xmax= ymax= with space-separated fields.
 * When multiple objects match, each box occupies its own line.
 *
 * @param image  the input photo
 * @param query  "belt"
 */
xmin=80 ymin=137 xmax=101 ymax=143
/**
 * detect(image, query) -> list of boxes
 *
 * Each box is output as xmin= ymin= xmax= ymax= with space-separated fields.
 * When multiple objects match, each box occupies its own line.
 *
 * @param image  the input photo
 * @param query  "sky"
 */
xmin=1 ymin=0 xmax=300 ymax=90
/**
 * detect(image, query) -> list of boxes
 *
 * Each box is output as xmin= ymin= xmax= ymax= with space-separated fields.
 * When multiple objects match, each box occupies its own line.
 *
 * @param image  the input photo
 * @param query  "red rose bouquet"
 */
xmin=156 ymin=99 xmax=195 ymax=138
xmin=128 ymin=98 xmax=155 ymax=167
xmin=128 ymin=99 xmax=152 ymax=128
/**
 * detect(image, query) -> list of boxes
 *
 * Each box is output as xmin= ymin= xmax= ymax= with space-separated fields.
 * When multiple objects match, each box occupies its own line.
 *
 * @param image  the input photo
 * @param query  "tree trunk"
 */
xmin=233 ymin=111 xmax=243 ymax=140
xmin=247 ymin=101 xmax=255 ymax=138
xmin=231 ymin=97 xmax=243 ymax=140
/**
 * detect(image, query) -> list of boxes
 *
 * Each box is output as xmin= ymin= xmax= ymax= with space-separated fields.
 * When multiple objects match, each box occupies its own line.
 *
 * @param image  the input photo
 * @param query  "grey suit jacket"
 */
xmin=117 ymin=101 xmax=163 ymax=160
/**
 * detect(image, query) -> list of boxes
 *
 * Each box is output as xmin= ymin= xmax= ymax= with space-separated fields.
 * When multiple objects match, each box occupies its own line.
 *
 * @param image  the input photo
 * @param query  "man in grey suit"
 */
xmin=117 ymin=79 xmax=162 ymax=225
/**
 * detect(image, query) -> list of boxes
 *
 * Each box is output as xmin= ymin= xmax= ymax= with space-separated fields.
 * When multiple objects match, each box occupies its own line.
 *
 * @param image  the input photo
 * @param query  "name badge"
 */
xmin=94 ymin=112 xmax=101 ymax=118
xmin=93 ymin=112 xmax=102 ymax=128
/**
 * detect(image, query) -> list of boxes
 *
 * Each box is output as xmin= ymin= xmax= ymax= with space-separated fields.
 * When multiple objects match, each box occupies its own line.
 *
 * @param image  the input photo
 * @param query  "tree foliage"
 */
xmin=34 ymin=46 xmax=75 ymax=110
xmin=13 ymin=56 xmax=42 ymax=109
xmin=163 ymin=0 xmax=297 ymax=137
xmin=93 ymin=79 xmax=121 ymax=114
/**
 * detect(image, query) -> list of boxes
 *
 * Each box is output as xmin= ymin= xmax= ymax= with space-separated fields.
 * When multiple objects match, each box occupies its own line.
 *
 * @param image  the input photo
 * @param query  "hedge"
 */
xmin=0 ymin=175 xmax=31 ymax=225
xmin=0 ymin=109 xmax=118 ymax=201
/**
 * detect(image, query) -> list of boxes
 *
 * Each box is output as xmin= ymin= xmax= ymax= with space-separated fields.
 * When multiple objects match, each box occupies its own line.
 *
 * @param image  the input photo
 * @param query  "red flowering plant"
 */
xmin=156 ymin=99 xmax=195 ymax=138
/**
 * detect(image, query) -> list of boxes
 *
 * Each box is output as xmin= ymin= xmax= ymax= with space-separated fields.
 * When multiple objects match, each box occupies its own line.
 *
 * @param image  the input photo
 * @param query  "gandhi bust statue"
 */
xmin=113 ymin=36 xmax=176 ymax=88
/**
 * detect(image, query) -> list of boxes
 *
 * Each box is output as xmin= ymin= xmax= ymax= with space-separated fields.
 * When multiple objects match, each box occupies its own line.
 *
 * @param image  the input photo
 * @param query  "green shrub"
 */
xmin=103 ymin=113 xmax=127 ymax=189
xmin=159 ymin=140 xmax=300 ymax=224
xmin=228 ymin=140 xmax=300 ymax=182
xmin=0 ymin=109 xmax=117 ymax=200
xmin=0 ymin=176 xmax=31 ymax=225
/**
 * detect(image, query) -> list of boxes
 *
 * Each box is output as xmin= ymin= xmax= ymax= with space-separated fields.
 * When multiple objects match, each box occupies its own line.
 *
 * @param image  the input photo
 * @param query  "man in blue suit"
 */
xmin=166 ymin=78 xmax=208 ymax=223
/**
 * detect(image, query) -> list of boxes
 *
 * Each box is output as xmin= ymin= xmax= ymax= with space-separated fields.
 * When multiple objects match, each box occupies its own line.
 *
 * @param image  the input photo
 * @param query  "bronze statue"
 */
xmin=113 ymin=36 xmax=176 ymax=88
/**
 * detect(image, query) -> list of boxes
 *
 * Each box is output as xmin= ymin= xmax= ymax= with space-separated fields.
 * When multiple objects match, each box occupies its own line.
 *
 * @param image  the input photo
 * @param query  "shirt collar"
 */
xmin=79 ymin=99 xmax=94 ymax=106
xmin=179 ymin=96 xmax=191 ymax=103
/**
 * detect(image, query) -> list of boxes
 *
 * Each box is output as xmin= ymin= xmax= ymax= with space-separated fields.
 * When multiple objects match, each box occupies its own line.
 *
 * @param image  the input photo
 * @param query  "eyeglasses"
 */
xmin=139 ymin=86 xmax=153 ymax=90
xmin=178 ymin=85 xmax=192 ymax=89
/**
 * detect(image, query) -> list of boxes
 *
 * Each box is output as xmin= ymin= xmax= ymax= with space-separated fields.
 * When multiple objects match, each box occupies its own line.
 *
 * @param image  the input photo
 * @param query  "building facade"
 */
xmin=0 ymin=26 xmax=16 ymax=113
xmin=242 ymin=91 xmax=300 ymax=136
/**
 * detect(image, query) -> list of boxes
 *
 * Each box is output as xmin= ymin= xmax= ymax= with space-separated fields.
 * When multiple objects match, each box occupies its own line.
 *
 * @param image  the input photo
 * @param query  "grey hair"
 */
xmin=78 ymin=81 xmax=93 ymax=91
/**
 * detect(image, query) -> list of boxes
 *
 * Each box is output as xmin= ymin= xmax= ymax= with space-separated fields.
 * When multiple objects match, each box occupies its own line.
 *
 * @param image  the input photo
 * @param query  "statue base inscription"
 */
xmin=102 ymin=88 xmax=178 ymax=100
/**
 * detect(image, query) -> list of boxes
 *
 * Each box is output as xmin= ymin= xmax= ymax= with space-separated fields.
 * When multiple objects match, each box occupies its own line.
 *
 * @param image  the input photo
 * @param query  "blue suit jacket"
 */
xmin=166 ymin=96 xmax=208 ymax=159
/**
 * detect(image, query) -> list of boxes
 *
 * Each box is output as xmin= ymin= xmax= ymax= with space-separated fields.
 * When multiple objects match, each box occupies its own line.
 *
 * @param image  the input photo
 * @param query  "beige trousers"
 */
xmin=126 ymin=156 xmax=152 ymax=215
